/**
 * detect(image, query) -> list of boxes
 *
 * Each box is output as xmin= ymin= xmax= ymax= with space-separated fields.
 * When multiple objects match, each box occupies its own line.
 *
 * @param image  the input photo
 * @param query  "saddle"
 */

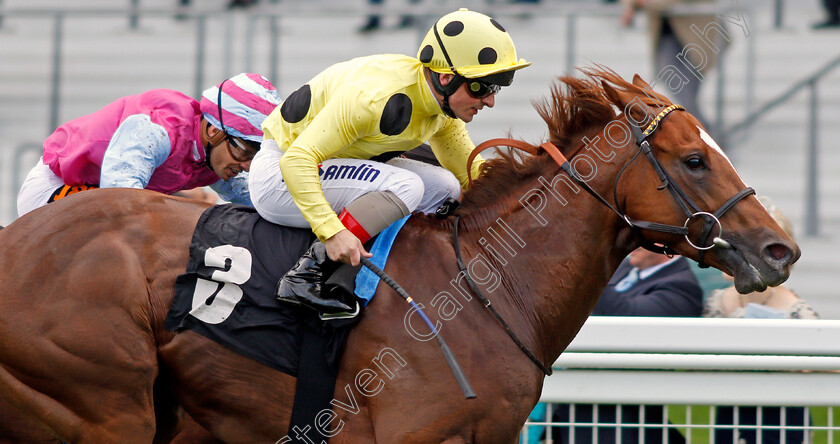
xmin=164 ymin=202 xmax=427 ymax=435
xmin=164 ymin=203 xmax=363 ymax=435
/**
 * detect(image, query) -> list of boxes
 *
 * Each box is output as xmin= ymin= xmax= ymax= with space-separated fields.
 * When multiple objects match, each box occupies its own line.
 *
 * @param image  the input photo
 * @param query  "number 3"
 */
xmin=190 ymin=245 xmax=252 ymax=324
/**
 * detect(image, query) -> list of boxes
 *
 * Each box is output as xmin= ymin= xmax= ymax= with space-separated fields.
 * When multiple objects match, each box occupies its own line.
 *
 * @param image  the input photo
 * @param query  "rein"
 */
xmin=454 ymin=104 xmax=754 ymax=375
xmin=452 ymin=215 xmax=554 ymax=376
xmin=359 ymin=257 xmax=477 ymax=399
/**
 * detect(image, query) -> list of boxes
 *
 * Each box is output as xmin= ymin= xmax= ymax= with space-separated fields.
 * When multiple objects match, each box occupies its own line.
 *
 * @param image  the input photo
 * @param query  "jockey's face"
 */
xmin=203 ymin=122 xmax=252 ymax=180
xmin=208 ymin=135 xmax=252 ymax=180
xmin=439 ymin=74 xmax=496 ymax=123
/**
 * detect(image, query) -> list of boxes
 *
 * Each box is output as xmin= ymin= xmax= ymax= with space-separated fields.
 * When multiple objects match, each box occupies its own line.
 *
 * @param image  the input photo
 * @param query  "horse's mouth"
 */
xmin=732 ymin=260 xmax=768 ymax=293
xmin=716 ymin=239 xmax=795 ymax=294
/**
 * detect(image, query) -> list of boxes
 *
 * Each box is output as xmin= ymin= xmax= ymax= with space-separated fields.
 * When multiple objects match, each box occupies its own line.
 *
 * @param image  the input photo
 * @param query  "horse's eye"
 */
xmin=685 ymin=156 xmax=705 ymax=171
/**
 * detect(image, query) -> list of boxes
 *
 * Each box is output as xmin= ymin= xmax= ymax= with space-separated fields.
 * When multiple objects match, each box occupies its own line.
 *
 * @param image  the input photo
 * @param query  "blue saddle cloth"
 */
xmin=354 ymin=215 xmax=411 ymax=304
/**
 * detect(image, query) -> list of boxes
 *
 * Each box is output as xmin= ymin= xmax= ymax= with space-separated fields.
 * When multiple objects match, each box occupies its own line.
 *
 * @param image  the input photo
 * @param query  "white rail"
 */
xmin=541 ymin=317 xmax=840 ymax=406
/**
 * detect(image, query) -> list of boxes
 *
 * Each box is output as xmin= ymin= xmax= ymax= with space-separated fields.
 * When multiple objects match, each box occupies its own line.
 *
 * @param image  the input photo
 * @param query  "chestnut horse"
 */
xmin=0 ymin=68 xmax=798 ymax=443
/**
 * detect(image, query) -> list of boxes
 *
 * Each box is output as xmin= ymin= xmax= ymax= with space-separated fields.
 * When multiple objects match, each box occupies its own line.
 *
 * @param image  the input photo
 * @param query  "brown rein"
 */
xmin=466 ymin=138 xmax=569 ymax=188
xmin=458 ymin=137 xmax=572 ymax=377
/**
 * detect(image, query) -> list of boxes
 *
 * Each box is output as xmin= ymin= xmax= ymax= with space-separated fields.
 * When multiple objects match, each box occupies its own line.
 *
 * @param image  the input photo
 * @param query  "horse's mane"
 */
xmin=459 ymin=66 xmax=670 ymax=213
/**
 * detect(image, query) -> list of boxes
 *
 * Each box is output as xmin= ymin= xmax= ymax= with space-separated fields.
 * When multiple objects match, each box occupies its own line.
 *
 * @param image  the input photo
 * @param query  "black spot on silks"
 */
xmin=280 ymin=84 xmax=311 ymax=123
xmin=380 ymin=94 xmax=412 ymax=136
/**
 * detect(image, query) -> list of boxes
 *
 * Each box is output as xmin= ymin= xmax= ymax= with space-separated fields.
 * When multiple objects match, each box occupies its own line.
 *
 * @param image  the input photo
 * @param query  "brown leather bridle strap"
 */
xmin=467 ymin=137 xmax=627 ymax=223
xmin=460 ymin=138 xmax=574 ymax=376
xmin=467 ymin=138 xmax=543 ymax=187
xmin=538 ymin=141 xmax=571 ymax=171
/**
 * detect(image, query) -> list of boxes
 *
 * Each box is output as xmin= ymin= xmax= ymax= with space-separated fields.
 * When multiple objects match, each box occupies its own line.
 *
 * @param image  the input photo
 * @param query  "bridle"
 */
xmin=617 ymin=104 xmax=754 ymax=266
xmin=455 ymin=103 xmax=754 ymax=375
xmin=466 ymin=103 xmax=755 ymax=266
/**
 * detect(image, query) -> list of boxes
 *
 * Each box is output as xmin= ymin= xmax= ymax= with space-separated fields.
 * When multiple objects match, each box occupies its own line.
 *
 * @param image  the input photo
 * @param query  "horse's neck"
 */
xmin=457 ymin=163 xmax=630 ymax=365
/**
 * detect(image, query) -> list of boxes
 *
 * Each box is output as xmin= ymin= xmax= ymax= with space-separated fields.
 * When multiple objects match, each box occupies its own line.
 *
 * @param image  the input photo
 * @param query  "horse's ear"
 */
xmin=601 ymin=80 xmax=655 ymax=127
xmin=600 ymin=80 xmax=624 ymax=108
xmin=632 ymin=74 xmax=651 ymax=90
xmin=631 ymin=75 xmax=672 ymax=108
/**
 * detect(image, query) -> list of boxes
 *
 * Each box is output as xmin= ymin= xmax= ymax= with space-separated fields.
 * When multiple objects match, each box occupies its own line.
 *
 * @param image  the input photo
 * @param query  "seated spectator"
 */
xmin=703 ymin=196 xmax=815 ymax=444
xmin=686 ymin=259 xmax=731 ymax=302
xmin=591 ymin=248 xmax=704 ymax=317
xmin=539 ymin=248 xmax=703 ymax=443
xmin=702 ymin=198 xmax=816 ymax=320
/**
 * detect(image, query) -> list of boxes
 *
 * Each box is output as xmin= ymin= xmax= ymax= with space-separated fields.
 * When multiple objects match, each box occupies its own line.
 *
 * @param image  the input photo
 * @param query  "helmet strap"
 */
xmin=203 ymin=120 xmax=225 ymax=170
xmin=204 ymin=78 xmax=229 ymax=169
xmin=204 ymin=142 xmax=215 ymax=170
xmin=429 ymin=20 xmax=468 ymax=119
xmin=432 ymin=21 xmax=461 ymax=77
xmin=429 ymin=71 xmax=463 ymax=119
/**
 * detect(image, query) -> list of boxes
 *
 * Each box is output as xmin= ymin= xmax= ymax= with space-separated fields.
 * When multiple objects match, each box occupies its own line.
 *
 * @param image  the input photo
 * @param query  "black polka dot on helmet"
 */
xmin=416 ymin=8 xmax=530 ymax=80
xmin=416 ymin=9 xmax=531 ymax=117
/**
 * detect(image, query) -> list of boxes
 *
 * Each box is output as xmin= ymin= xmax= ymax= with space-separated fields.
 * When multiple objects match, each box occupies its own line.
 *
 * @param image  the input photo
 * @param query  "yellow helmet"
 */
xmin=417 ymin=8 xmax=530 ymax=84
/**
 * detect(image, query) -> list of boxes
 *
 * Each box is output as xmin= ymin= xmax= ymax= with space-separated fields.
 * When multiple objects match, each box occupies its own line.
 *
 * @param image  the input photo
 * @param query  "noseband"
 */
xmin=622 ymin=104 xmax=754 ymax=266
xmin=467 ymin=104 xmax=755 ymax=267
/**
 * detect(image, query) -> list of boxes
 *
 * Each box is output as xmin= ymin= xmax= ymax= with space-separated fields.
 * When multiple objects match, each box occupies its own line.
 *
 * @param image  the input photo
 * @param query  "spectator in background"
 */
xmin=538 ymin=248 xmax=703 ymax=443
xmin=228 ymin=0 xmax=258 ymax=8
xmin=358 ymin=0 xmax=421 ymax=32
xmin=703 ymin=196 xmax=816 ymax=320
xmin=175 ymin=0 xmax=190 ymax=21
xmin=704 ymin=196 xmax=815 ymax=444
xmin=591 ymin=248 xmax=704 ymax=317
xmin=619 ymin=0 xmax=727 ymax=137
xmin=812 ymin=0 xmax=840 ymax=28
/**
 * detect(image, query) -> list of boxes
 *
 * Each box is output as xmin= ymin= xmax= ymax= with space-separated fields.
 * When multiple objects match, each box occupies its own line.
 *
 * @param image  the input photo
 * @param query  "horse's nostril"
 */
xmin=766 ymin=243 xmax=792 ymax=262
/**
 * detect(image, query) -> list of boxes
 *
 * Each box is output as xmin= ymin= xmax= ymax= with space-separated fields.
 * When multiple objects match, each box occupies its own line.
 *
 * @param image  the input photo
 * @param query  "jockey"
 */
xmin=17 ymin=73 xmax=282 ymax=217
xmin=250 ymin=8 xmax=530 ymax=313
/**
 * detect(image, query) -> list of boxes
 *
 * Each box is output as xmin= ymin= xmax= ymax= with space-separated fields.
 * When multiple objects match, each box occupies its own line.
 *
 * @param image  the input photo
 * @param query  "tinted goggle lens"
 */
xmin=466 ymin=80 xmax=501 ymax=99
xmin=227 ymin=137 xmax=258 ymax=162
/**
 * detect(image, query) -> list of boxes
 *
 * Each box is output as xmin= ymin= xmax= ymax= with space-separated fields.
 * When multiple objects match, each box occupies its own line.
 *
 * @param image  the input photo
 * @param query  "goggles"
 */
xmin=465 ymin=79 xmax=501 ymax=99
xmin=226 ymin=136 xmax=259 ymax=162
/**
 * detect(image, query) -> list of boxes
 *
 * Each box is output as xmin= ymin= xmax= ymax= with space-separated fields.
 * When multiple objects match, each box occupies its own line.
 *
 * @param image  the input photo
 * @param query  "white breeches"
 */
xmin=248 ymin=140 xmax=461 ymax=228
xmin=17 ymin=158 xmax=65 ymax=217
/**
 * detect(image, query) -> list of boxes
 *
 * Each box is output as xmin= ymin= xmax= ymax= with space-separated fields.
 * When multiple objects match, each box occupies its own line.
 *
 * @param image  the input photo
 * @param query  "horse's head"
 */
xmin=594 ymin=70 xmax=799 ymax=293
